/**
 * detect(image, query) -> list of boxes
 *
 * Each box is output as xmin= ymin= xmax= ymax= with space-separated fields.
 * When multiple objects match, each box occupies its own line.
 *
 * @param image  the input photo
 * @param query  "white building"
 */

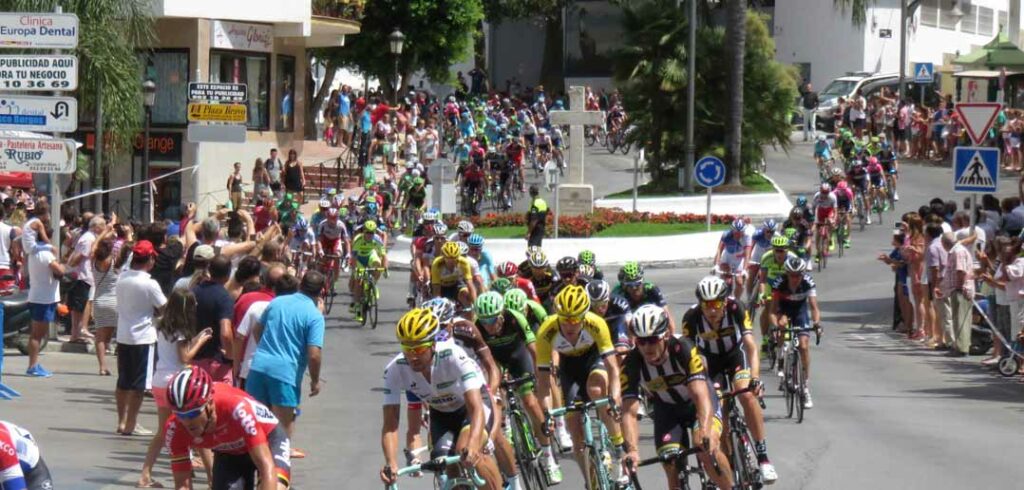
xmin=774 ymin=0 xmax=1020 ymax=91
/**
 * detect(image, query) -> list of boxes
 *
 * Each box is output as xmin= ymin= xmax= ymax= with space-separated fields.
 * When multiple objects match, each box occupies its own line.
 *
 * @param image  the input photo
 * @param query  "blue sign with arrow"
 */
xmin=694 ymin=156 xmax=726 ymax=188
xmin=953 ymin=146 xmax=999 ymax=193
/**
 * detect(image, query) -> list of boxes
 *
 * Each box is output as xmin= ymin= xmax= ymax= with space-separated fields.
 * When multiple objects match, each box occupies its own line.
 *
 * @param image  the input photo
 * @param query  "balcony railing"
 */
xmin=312 ymin=0 xmax=365 ymax=23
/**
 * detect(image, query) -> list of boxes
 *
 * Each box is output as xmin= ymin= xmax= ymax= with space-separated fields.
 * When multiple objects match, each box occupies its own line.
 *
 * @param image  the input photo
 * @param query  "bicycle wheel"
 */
xmin=765 ymin=338 xmax=777 ymax=372
xmin=586 ymin=131 xmax=596 ymax=147
xmin=730 ymin=429 xmax=750 ymax=489
xmin=835 ymin=225 xmax=845 ymax=258
xmin=856 ymin=196 xmax=866 ymax=231
xmin=368 ymin=281 xmax=379 ymax=329
xmin=875 ymin=198 xmax=884 ymax=225
xmin=738 ymin=430 xmax=762 ymax=489
xmin=621 ymin=141 xmax=631 ymax=155
xmin=586 ymin=447 xmax=612 ymax=490
xmin=794 ymin=349 xmax=805 ymax=424
xmin=324 ymin=268 xmax=336 ymax=316
xmin=512 ymin=411 xmax=546 ymax=490
xmin=784 ymin=351 xmax=796 ymax=419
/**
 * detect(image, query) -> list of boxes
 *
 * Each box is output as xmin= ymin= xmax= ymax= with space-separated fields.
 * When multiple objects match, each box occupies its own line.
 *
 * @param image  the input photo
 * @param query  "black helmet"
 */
xmin=556 ymin=256 xmax=578 ymax=275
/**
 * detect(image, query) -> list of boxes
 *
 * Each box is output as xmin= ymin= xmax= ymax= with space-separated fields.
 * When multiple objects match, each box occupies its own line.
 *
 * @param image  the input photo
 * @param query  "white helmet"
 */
xmin=631 ymin=304 xmax=668 ymax=338
xmin=695 ymin=275 xmax=729 ymax=302
xmin=457 ymin=220 xmax=475 ymax=234
xmin=411 ymin=169 xmax=421 ymax=178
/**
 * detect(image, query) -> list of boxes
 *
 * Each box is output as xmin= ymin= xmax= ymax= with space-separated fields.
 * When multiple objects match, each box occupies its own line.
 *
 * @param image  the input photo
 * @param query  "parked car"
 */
xmin=815 ymin=71 xmax=941 ymax=131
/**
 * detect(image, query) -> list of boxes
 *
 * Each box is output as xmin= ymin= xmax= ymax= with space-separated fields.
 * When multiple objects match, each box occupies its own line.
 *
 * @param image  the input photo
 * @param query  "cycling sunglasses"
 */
xmin=559 ymin=313 xmax=586 ymax=324
xmin=400 ymin=341 xmax=434 ymax=356
xmin=635 ymin=336 xmax=662 ymax=346
xmin=478 ymin=315 xmax=499 ymax=325
xmin=174 ymin=405 xmax=206 ymax=421
xmin=701 ymin=299 xmax=726 ymax=310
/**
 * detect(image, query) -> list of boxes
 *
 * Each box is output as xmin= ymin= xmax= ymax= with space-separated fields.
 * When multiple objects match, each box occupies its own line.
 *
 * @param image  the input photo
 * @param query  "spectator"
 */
xmin=978 ymin=236 xmax=1016 ymax=366
xmin=252 ymin=158 xmax=271 ymax=199
xmin=174 ymin=244 xmax=214 ymax=292
xmin=266 ymin=148 xmax=284 ymax=197
xmin=114 ymin=240 xmax=167 ymax=435
xmin=225 ymin=255 xmax=262 ymax=300
xmin=1002 ymin=239 xmax=1024 ymax=374
xmin=903 ymin=213 xmax=927 ymax=340
xmin=0 ymin=204 xmax=21 ymax=290
xmin=936 ymin=232 xmax=974 ymax=357
xmin=24 ymin=225 xmax=63 ymax=378
xmin=67 ymin=215 xmax=105 ymax=343
xmin=923 ymin=221 xmax=946 ymax=348
xmin=337 ymin=85 xmax=353 ymax=147
xmin=227 ymin=162 xmax=244 ymax=211
xmin=283 ymin=149 xmax=305 ymax=204
xmin=232 ymin=264 xmax=288 ymax=388
xmin=880 ymin=230 xmax=913 ymax=337
xmin=192 ymin=255 xmax=236 ymax=383
xmin=526 ymin=186 xmax=548 ymax=248
xmin=245 ymin=271 xmax=325 ymax=459
xmin=91 ymin=232 xmax=120 ymax=377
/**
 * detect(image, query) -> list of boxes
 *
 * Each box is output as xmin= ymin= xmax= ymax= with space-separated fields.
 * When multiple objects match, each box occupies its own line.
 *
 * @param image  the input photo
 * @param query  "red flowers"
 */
xmin=446 ymin=209 xmax=735 ymax=238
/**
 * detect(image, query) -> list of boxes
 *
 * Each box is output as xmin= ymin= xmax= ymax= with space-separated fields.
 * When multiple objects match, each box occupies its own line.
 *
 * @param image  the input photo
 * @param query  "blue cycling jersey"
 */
xmin=720 ymin=230 xmax=751 ymax=255
xmin=752 ymin=228 xmax=774 ymax=249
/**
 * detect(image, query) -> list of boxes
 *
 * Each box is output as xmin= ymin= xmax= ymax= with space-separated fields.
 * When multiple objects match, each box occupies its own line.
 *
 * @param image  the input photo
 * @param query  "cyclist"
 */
xmin=412 ymin=209 xmax=440 ymax=238
xmin=473 ymin=293 xmax=563 ymax=484
xmin=782 ymin=208 xmax=813 ymax=261
xmin=811 ymin=183 xmax=837 ymax=259
xmin=399 ymin=175 xmax=427 ymax=230
xmin=767 ymin=257 xmax=822 ymax=409
xmin=431 ymin=241 xmax=478 ymax=308
xmin=714 ymin=219 xmax=752 ymax=297
xmin=287 ymin=217 xmax=316 ymax=275
xmin=551 ymin=256 xmax=589 ymax=299
xmin=619 ymin=306 xmax=733 ymax=490
xmin=578 ymin=249 xmax=604 ymax=280
xmin=452 ymin=220 xmax=475 ymax=244
xmin=587 ymin=279 xmax=632 ymax=357
xmin=683 ymin=276 xmax=778 ymax=483
xmin=791 ymin=195 xmax=814 ymax=225
xmin=504 ymin=134 xmax=527 ymax=193
xmin=408 ymin=222 xmax=443 ymax=307
xmin=535 ymin=285 xmax=626 ymax=484
xmin=496 ymin=261 xmax=540 ymax=302
xmin=0 ymin=421 xmax=53 ymax=490
xmin=164 ymin=366 xmax=291 ymax=490
xmin=745 ymin=219 xmax=779 ymax=302
xmin=457 ymin=241 xmax=488 ymax=297
xmin=459 ymin=158 xmax=486 ymax=215
xmin=466 ymin=234 xmax=495 ymax=287
xmin=813 ymin=133 xmax=832 ymax=169
xmin=613 ymin=261 xmax=677 ymax=335
xmin=519 ymin=250 xmax=559 ymax=307
xmin=866 ymin=156 xmax=888 ymax=213
xmin=535 ymin=128 xmax=553 ymax=167
xmin=878 ymin=134 xmax=899 ymax=201
xmin=503 ymin=288 xmax=548 ymax=333
xmin=380 ymin=309 xmax=502 ymax=489
xmin=834 ymin=180 xmax=854 ymax=249
xmin=311 ymin=199 xmax=331 ymax=231
xmin=348 ymin=220 xmax=388 ymax=322
xmin=757 ymin=235 xmax=799 ymax=350
xmin=316 ymin=208 xmax=351 ymax=278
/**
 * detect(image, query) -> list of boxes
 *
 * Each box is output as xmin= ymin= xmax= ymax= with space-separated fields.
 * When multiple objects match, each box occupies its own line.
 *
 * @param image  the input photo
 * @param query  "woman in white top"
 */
xmin=137 ymin=289 xmax=213 ymax=489
xmin=90 ymin=229 xmax=121 ymax=376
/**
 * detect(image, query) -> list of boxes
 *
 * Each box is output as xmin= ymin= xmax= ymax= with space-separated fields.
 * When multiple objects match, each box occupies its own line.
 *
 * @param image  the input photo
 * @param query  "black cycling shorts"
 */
xmin=440 ymin=284 xmax=467 ymax=302
xmin=704 ymin=348 xmax=752 ymax=385
xmin=557 ymin=349 xmax=606 ymax=403
xmin=428 ymin=400 xmax=494 ymax=460
xmin=650 ymin=393 xmax=721 ymax=456
xmin=24 ymin=457 xmax=53 ymax=490
xmin=491 ymin=342 xmax=534 ymax=389
xmin=211 ymin=425 xmax=291 ymax=490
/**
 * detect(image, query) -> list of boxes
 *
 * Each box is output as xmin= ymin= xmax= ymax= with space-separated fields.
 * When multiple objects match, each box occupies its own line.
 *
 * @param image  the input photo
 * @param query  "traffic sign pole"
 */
xmin=706 ymin=186 xmax=712 ymax=232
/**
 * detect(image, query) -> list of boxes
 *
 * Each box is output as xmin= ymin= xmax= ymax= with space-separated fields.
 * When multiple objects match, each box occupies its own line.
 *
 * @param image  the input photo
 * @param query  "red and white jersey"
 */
xmin=164 ymin=385 xmax=279 ymax=472
xmin=0 ymin=421 xmax=41 ymax=488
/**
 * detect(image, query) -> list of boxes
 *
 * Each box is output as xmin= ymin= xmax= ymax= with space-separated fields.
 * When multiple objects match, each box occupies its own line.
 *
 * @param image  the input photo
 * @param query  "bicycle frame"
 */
xmin=386 ymin=455 xmax=486 ymax=490
xmin=629 ymin=445 xmax=709 ymax=490
xmin=548 ymin=398 xmax=615 ymax=490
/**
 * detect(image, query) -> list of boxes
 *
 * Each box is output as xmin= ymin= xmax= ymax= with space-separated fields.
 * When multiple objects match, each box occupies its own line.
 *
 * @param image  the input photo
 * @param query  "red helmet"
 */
xmin=867 ymin=156 xmax=879 ymax=165
xmin=167 ymin=366 xmax=213 ymax=412
xmin=327 ymin=208 xmax=339 ymax=220
xmin=498 ymin=261 xmax=518 ymax=278
xmin=471 ymin=141 xmax=480 ymax=149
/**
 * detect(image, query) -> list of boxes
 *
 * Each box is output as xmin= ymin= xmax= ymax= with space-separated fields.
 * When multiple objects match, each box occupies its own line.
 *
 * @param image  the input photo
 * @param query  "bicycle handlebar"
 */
xmin=499 ymin=374 xmax=535 ymax=390
xmin=385 ymin=455 xmax=486 ymax=489
xmin=546 ymin=397 xmax=615 ymax=418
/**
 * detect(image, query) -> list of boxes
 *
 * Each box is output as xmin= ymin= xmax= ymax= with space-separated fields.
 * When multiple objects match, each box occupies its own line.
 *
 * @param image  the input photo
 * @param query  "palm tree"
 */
xmin=832 ymin=0 xmax=878 ymax=27
xmin=724 ymin=0 xmax=745 ymax=186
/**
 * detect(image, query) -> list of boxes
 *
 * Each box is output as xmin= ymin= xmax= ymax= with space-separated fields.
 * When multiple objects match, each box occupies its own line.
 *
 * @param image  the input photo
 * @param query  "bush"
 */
xmin=447 ymin=208 xmax=735 ymax=238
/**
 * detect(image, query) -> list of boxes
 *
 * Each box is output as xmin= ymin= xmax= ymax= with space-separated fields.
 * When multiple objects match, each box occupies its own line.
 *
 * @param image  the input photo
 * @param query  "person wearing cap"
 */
xmin=173 ymin=244 xmax=215 ymax=292
xmin=114 ymin=240 xmax=167 ymax=435
xmin=24 ymin=223 xmax=65 ymax=379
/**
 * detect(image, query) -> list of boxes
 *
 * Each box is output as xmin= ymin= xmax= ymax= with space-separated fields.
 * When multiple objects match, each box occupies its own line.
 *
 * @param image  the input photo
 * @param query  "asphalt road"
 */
xmin=2 ymin=141 xmax=1022 ymax=489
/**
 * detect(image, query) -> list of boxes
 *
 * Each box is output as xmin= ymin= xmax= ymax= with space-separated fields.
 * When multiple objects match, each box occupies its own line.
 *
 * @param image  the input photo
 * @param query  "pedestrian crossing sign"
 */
xmin=913 ymin=62 xmax=934 ymax=83
xmin=953 ymin=146 xmax=999 ymax=193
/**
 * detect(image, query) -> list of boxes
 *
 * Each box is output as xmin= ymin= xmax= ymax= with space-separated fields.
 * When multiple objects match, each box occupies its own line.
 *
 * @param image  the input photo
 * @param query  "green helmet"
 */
xmin=578 ymin=249 xmax=596 ymax=266
xmin=339 ymin=207 xmax=349 ymax=217
xmin=490 ymin=277 xmax=513 ymax=294
xmin=619 ymin=261 xmax=643 ymax=283
xmin=771 ymin=235 xmax=789 ymax=248
xmin=504 ymin=289 xmax=528 ymax=314
xmin=474 ymin=292 xmax=504 ymax=319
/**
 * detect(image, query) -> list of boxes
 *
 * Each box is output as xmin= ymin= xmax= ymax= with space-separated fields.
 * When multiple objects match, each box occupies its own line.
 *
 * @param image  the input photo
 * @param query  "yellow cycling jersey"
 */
xmin=535 ymin=311 xmax=615 ymax=368
xmin=431 ymin=256 xmax=473 ymax=287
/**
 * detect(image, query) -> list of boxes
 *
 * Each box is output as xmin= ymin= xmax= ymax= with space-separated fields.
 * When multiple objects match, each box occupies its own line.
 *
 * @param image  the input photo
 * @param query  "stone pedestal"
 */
xmin=557 ymin=183 xmax=594 ymax=217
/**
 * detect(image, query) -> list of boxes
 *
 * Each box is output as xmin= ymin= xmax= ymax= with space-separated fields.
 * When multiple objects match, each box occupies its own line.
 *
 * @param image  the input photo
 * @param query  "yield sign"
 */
xmin=955 ymin=102 xmax=1002 ymax=145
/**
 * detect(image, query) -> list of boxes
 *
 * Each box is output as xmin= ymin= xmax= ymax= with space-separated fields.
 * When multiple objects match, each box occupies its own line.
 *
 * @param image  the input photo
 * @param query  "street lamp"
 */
xmin=141 ymin=79 xmax=156 ymax=222
xmin=389 ymin=28 xmax=405 ymax=105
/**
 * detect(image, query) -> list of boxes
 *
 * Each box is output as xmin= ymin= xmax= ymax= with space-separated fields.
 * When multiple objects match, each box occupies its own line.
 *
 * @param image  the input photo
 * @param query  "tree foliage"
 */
xmin=0 ymin=0 xmax=155 ymax=154
xmin=613 ymin=0 xmax=796 ymax=184
xmin=833 ymin=0 xmax=876 ymax=27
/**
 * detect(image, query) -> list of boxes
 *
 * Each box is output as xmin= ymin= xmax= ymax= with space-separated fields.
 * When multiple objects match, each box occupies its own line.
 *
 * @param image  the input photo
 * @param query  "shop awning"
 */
xmin=953 ymin=32 xmax=1024 ymax=68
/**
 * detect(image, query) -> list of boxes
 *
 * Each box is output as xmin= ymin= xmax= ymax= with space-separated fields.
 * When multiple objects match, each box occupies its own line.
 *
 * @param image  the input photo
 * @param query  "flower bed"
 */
xmin=447 ymin=208 xmax=736 ymax=238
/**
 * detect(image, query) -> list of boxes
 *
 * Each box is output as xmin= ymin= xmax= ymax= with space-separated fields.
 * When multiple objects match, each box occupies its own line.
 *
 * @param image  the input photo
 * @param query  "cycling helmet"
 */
xmin=467 ymin=233 xmax=484 ymax=247
xmin=396 ymin=308 xmax=440 ymax=344
xmin=763 ymin=219 xmax=778 ymax=231
xmin=293 ymin=216 xmax=308 ymax=232
xmin=457 ymin=220 xmax=475 ymax=234
xmin=497 ymin=261 xmax=518 ymax=277
xmin=556 ymin=256 xmax=578 ymax=274
xmin=820 ymin=182 xmax=831 ymax=192
xmin=167 ymin=365 xmax=214 ymax=412
xmin=795 ymin=196 xmax=808 ymax=207
xmin=363 ymin=220 xmax=378 ymax=233
xmin=504 ymin=289 xmax=528 ymax=314
xmin=619 ymin=261 xmax=644 ymax=284
xmin=423 ymin=210 xmax=439 ymax=222
xmin=349 ymin=195 xmax=359 ymax=203
xmin=816 ymin=134 xmax=826 ymax=142
xmin=870 ymin=136 xmax=880 ymax=143
xmin=366 ymin=202 xmax=379 ymax=215
xmin=433 ymin=222 xmax=449 ymax=236
xmin=473 ymin=292 xmax=505 ymax=319
xmin=785 ymin=256 xmax=807 ymax=273
xmin=771 ymin=235 xmax=790 ymax=248
xmin=319 ymin=199 xmax=331 ymax=209
xmin=326 ymin=208 xmax=339 ymax=220
xmin=731 ymin=218 xmax=746 ymax=232
xmin=867 ymin=156 xmax=878 ymax=165
xmin=528 ymin=250 xmax=548 ymax=268
xmin=586 ymin=280 xmax=612 ymax=303
xmin=555 ymin=285 xmax=590 ymax=318
xmin=441 ymin=241 xmax=461 ymax=259
xmin=406 ymin=160 xmax=417 ymax=170
xmin=578 ymin=249 xmax=596 ymax=266
xmin=339 ymin=207 xmax=350 ymax=218
xmin=836 ymin=180 xmax=848 ymax=190
xmin=326 ymin=187 xmax=337 ymax=196
xmin=420 ymin=297 xmax=456 ymax=325
xmin=631 ymin=304 xmax=669 ymax=338
xmin=411 ymin=169 xmax=422 ymax=178
xmin=457 ymin=241 xmax=470 ymax=257
xmin=695 ymin=275 xmax=729 ymax=302
xmin=490 ymin=277 xmax=513 ymax=294
xmin=578 ymin=263 xmax=595 ymax=281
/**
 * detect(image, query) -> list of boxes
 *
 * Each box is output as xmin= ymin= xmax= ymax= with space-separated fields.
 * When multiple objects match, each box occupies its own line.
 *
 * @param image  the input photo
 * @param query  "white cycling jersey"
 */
xmin=382 ymin=340 xmax=488 ymax=414
xmin=811 ymin=191 xmax=837 ymax=211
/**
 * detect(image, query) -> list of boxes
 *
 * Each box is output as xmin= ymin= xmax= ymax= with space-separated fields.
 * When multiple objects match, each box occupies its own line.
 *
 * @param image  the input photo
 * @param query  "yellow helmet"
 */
xmin=396 ymin=308 xmax=440 ymax=344
xmin=441 ymin=241 xmax=462 ymax=259
xmin=556 ymin=284 xmax=591 ymax=318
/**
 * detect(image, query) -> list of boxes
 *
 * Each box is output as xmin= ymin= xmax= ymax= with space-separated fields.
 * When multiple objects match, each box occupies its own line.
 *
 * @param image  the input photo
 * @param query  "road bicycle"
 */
xmin=813 ymin=222 xmax=830 ymax=272
xmin=853 ymin=188 xmax=868 ymax=231
xmin=384 ymin=454 xmax=486 ymax=489
xmin=585 ymin=124 xmax=607 ymax=147
xmin=626 ymin=442 xmax=714 ymax=490
xmin=353 ymin=266 xmax=386 ymax=329
xmin=834 ymin=211 xmax=849 ymax=258
xmin=547 ymin=398 xmax=618 ymax=490
xmin=775 ymin=325 xmax=821 ymax=424
xmin=716 ymin=380 xmax=765 ymax=489
xmin=318 ymin=253 xmax=342 ymax=316
xmin=501 ymin=375 xmax=548 ymax=490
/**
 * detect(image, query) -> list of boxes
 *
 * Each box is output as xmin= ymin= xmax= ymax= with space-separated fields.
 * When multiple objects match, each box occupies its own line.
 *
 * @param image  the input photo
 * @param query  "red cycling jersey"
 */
xmin=164 ymin=385 xmax=280 ymax=473
xmin=463 ymin=164 xmax=485 ymax=183
xmin=515 ymin=277 xmax=541 ymax=302
xmin=506 ymin=144 xmax=524 ymax=165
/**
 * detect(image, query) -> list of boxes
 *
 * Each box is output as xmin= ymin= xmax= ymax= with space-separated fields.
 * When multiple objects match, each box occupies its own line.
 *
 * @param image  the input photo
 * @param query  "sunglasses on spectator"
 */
xmin=701 ymin=299 xmax=726 ymax=310
xmin=400 ymin=341 xmax=434 ymax=355
xmin=174 ymin=405 xmax=206 ymax=420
